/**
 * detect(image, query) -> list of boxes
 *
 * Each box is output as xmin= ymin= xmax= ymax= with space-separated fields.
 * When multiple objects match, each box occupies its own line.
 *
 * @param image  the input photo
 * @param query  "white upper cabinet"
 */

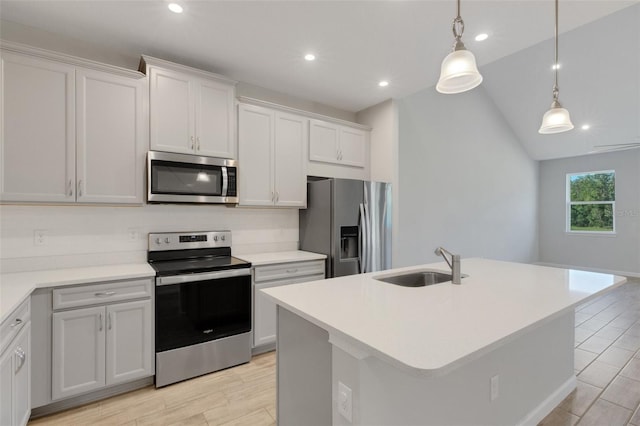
xmin=143 ymin=55 xmax=236 ymax=159
xmin=238 ymin=103 xmax=307 ymax=208
xmin=1 ymin=44 xmax=145 ymax=204
xmin=309 ymin=119 xmax=367 ymax=168
xmin=1 ymin=51 xmax=76 ymax=203
xmin=76 ymin=68 xmax=144 ymax=203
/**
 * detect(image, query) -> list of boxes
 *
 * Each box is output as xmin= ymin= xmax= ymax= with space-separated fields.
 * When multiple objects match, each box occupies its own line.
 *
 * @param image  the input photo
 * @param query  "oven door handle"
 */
xmin=157 ymin=268 xmax=251 ymax=286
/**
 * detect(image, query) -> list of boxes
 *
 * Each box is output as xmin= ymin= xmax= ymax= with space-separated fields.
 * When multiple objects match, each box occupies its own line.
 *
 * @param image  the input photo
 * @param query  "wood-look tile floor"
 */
xmin=30 ymin=278 xmax=640 ymax=426
xmin=29 ymin=351 xmax=276 ymax=426
xmin=540 ymin=277 xmax=640 ymax=426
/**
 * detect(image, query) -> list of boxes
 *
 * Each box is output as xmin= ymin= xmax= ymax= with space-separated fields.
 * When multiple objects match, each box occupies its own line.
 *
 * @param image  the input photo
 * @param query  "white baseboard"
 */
xmin=535 ymin=262 xmax=640 ymax=279
xmin=518 ymin=375 xmax=577 ymax=426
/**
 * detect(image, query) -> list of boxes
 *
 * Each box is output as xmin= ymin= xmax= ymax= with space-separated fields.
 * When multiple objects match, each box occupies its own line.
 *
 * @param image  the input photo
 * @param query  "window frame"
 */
xmin=565 ymin=170 xmax=616 ymax=235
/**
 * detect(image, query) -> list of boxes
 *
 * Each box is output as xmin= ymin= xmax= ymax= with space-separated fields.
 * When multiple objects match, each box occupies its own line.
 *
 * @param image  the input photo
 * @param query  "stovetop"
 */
xmin=147 ymin=230 xmax=251 ymax=276
xmin=149 ymin=255 xmax=251 ymax=277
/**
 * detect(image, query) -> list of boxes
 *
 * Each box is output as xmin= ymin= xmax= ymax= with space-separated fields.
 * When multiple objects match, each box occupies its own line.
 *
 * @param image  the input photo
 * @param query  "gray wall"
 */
xmin=539 ymin=150 xmax=640 ymax=275
xmin=396 ymin=85 xmax=539 ymax=267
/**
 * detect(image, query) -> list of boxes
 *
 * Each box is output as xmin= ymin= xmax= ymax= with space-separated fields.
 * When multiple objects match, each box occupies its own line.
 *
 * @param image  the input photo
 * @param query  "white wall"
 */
xmin=356 ymin=99 xmax=400 ymax=267
xmin=395 ymin=85 xmax=539 ymax=267
xmin=538 ymin=149 xmax=640 ymax=276
xmin=0 ymin=204 xmax=298 ymax=273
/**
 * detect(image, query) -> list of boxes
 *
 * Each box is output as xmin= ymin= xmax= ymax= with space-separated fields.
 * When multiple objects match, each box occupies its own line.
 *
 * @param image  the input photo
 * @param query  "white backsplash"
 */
xmin=0 ymin=204 xmax=299 ymax=273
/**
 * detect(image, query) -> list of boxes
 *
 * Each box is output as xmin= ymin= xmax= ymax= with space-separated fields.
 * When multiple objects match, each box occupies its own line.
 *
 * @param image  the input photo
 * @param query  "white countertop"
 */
xmin=236 ymin=250 xmax=326 ymax=266
xmin=0 ymin=263 xmax=155 ymax=323
xmin=262 ymin=258 xmax=627 ymax=375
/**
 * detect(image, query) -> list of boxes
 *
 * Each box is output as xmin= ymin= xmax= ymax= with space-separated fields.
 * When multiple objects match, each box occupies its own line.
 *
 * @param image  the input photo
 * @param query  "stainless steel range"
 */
xmin=148 ymin=230 xmax=252 ymax=387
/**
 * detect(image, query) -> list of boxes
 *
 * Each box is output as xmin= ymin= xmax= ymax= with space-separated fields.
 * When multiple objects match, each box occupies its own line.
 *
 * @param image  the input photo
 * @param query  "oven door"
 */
xmin=147 ymin=151 xmax=238 ymax=204
xmin=155 ymin=268 xmax=251 ymax=353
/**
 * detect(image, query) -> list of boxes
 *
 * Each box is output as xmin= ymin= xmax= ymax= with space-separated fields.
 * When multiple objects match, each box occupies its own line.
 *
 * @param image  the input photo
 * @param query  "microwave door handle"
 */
xmin=221 ymin=167 xmax=228 ymax=197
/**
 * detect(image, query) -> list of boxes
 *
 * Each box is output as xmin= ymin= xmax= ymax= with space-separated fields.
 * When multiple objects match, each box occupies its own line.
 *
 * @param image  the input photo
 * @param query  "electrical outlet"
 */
xmin=127 ymin=228 xmax=140 ymax=242
xmin=34 ymin=229 xmax=49 ymax=246
xmin=338 ymin=381 xmax=353 ymax=422
xmin=491 ymin=375 xmax=499 ymax=401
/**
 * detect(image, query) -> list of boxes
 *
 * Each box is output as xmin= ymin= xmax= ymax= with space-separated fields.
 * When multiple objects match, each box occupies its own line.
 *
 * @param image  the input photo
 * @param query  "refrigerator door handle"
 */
xmin=358 ymin=203 xmax=364 ymax=273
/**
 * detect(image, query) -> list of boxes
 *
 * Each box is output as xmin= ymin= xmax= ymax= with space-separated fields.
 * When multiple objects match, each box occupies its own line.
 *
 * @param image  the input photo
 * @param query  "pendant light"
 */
xmin=539 ymin=0 xmax=574 ymax=134
xmin=436 ymin=0 xmax=483 ymax=94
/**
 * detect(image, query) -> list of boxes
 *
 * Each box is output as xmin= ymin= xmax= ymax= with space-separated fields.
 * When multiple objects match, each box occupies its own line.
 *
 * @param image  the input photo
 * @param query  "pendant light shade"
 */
xmin=539 ymin=0 xmax=573 ymax=134
xmin=436 ymin=49 xmax=483 ymax=94
xmin=437 ymin=0 xmax=483 ymax=94
xmin=539 ymin=101 xmax=574 ymax=134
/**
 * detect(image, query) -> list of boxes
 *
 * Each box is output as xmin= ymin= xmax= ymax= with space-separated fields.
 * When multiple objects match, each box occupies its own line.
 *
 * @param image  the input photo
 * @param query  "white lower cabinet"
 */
xmin=52 ymin=281 xmax=153 ymax=401
xmin=253 ymin=260 xmax=324 ymax=348
xmin=0 ymin=323 xmax=31 ymax=426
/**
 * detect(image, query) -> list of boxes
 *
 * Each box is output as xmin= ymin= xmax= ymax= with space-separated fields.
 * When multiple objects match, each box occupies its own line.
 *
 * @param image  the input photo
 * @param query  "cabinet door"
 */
xmin=309 ymin=119 xmax=340 ymax=165
xmin=13 ymin=323 xmax=30 ymax=426
xmin=274 ymin=112 xmax=307 ymax=207
xmin=1 ymin=52 xmax=75 ymax=202
xmin=195 ymin=79 xmax=235 ymax=158
xmin=253 ymin=273 xmax=324 ymax=348
xmin=106 ymin=300 xmax=153 ymax=386
xmin=339 ymin=127 xmax=366 ymax=168
xmin=76 ymin=69 xmax=145 ymax=203
xmin=0 ymin=343 xmax=12 ymax=426
xmin=149 ymin=67 xmax=194 ymax=154
xmin=238 ymin=104 xmax=275 ymax=206
xmin=52 ymin=306 xmax=105 ymax=400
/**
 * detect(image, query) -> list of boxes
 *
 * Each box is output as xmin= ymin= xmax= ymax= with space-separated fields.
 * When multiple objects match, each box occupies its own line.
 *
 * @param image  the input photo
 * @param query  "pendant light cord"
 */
xmin=553 ymin=0 xmax=559 ymax=102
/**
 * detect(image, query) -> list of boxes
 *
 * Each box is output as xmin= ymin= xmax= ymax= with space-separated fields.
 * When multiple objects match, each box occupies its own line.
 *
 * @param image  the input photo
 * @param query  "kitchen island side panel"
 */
xmin=276 ymin=306 xmax=332 ymax=426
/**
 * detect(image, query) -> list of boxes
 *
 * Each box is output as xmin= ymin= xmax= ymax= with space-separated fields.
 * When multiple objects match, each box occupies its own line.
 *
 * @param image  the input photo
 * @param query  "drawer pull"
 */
xmin=286 ymin=269 xmax=299 ymax=274
xmin=10 ymin=318 xmax=23 ymax=328
xmin=95 ymin=291 xmax=116 ymax=297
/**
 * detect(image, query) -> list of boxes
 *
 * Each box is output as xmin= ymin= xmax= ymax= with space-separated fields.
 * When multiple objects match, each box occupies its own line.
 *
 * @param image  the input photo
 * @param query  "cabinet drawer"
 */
xmin=0 ymin=298 xmax=30 ymax=355
xmin=53 ymin=278 xmax=152 ymax=310
xmin=254 ymin=260 xmax=325 ymax=283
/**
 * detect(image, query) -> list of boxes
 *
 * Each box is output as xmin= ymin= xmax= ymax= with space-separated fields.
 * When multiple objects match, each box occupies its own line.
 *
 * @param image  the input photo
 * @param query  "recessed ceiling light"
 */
xmin=552 ymin=63 xmax=561 ymax=70
xmin=475 ymin=33 xmax=489 ymax=42
xmin=581 ymin=124 xmax=591 ymax=130
xmin=304 ymin=54 xmax=316 ymax=61
xmin=378 ymin=80 xmax=389 ymax=87
xmin=168 ymin=3 xmax=183 ymax=13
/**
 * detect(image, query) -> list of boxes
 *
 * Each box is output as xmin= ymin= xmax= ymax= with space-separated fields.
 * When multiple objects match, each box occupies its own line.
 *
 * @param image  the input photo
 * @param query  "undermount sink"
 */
xmin=374 ymin=269 xmax=465 ymax=287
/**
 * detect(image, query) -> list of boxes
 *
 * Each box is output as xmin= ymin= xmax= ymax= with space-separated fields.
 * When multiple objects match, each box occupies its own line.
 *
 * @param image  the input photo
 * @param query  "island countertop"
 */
xmin=262 ymin=258 xmax=627 ymax=375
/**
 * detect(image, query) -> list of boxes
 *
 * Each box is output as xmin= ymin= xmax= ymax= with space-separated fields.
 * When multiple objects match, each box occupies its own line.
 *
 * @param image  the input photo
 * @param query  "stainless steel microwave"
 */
xmin=147 ymin=151 xmax=238 ymax=204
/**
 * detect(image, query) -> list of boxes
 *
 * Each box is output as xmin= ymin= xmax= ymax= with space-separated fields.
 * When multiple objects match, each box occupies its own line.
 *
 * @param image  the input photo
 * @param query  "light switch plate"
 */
xmin=338 ymin=381 xmax=353 ymax=422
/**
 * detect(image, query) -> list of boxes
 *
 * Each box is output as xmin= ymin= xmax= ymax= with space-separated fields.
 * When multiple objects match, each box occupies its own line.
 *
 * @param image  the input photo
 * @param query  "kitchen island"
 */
xmin=261 ymin=258 xmax=627 ymax=426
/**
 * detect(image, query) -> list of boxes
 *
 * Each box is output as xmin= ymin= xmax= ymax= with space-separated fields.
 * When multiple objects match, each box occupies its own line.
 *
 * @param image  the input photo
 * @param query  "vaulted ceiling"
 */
xmin=1 ymin=0 xmax=638 ymax=159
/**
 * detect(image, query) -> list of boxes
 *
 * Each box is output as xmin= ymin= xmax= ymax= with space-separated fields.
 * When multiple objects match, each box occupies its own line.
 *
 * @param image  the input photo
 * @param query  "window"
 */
xmin=567 ymin=170 xmax=615 ymax=233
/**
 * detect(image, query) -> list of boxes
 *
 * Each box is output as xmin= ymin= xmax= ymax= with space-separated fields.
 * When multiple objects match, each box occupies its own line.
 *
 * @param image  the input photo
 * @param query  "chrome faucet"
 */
xmin=434 ymin=247 xmax=461 ymax=284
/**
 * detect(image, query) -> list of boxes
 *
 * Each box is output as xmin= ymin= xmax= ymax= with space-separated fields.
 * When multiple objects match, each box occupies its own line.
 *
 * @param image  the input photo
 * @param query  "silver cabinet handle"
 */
xmin=271 ymin=191 xmax=275 ymax=202
xmin=286 ymin=268 xmax=298 ymax=274
xmin=68 ymin=179 xmax=73 ymax=196
xmin=99 ymin=313 xmax=103 ymax=331
xmin=77 ymin=180 xmax=82 ymax=197
xmin=95 ymin=291 xmax=116 ymax=297
xmin=191 ymin=136 xmax=195 ymax=150
xmin=10 ymin=318 xmax=23 ymax=328
xmin=275 ymin=191 xmax=279 ymax=203
xmin=196 ymin=136 xmax=200 ymax=151
xmin=337 ymin=149 xmax=340 ymax=160
xmin=108 ymin=313 xmax=112 ymax=330
xmin=15 ymin=347 xmax=26 ymax=372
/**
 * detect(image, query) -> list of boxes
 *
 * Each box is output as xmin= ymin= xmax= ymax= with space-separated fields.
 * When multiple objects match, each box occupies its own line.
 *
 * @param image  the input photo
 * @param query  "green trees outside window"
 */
xmin=567 ymin=171 xmax=615 ymax=232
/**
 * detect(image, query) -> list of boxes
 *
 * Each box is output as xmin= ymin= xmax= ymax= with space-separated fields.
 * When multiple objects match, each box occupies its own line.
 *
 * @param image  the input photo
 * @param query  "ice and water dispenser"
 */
xmin=340 ymin=226 xmax=359 ymax=260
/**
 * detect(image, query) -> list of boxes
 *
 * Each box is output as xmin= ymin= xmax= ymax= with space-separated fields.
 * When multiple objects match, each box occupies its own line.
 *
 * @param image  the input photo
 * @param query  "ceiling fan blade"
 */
xmin=589 ymin=144 xmax=640 ymax=154
xmin=593 ymin=141 xmax=640 ymax=148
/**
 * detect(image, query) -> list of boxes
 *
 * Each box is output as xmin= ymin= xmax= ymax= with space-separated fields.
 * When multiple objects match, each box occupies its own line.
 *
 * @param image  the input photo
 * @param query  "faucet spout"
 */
xmin=434 ymin=247 xmax=461 ymax=284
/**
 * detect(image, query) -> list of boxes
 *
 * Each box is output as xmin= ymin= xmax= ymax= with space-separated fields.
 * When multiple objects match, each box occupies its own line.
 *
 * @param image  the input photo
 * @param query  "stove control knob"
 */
xmin=213 ymin=235 xmax=219 ymax=242
xmin=221 ymin=235 xmax=226 ymax=241
xmin=155 ymin=238 xmax=162 ymax=245
xmin=164 ymin=237 xmax=171 ymax=244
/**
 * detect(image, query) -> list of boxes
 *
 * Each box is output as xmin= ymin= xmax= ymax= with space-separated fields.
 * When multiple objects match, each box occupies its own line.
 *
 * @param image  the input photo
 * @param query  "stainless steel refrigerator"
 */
xmin=299 ymin=178 xmax=392 ymax=278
